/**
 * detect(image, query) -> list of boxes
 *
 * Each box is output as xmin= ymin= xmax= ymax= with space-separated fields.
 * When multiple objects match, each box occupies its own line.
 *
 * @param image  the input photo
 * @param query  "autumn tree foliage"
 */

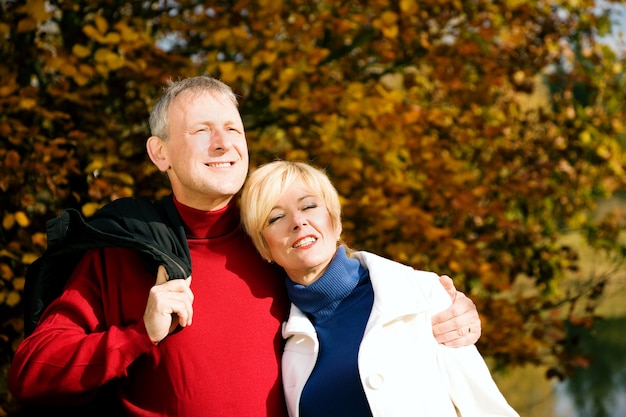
xmin=1 ymin=0 xmax=626 ymax=411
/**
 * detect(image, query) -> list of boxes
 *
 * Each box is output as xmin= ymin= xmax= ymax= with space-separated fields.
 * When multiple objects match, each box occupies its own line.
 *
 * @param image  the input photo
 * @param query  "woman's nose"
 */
xmin=292 ymin=215 xmax=308 ymax=230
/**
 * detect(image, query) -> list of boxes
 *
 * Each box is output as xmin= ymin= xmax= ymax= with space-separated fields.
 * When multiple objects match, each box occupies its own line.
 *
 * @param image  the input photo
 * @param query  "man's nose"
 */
xmin=211 ymin=130 xmax=231 ymax=151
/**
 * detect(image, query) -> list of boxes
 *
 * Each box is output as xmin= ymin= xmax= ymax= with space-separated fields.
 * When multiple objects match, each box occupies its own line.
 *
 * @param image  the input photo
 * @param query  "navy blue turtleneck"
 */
xmin=285 ymin=246 xmax=375 ymax=417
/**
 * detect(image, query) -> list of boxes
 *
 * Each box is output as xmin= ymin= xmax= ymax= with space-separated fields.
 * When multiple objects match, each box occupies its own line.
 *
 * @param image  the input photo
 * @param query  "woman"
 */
xmin=240 ymin=160 xmax=519 ymax=417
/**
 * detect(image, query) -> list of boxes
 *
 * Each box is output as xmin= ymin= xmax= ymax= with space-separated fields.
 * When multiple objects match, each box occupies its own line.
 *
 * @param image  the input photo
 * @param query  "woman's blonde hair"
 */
xmin=240 ymin=160 xmax=343 ymax=262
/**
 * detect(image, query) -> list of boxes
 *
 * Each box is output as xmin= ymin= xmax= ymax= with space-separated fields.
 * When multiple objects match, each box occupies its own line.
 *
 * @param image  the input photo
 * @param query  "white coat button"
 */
xmin=366 ymin=374 xmax=385 ymax=390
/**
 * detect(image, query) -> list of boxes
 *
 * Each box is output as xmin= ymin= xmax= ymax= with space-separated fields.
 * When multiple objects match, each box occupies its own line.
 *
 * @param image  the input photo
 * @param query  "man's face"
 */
xmin=158 ymin=91 xmax=249 ymax=211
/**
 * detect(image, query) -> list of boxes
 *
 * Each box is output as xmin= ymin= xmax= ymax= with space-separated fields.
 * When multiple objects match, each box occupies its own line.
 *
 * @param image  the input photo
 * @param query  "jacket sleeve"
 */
xmin=435 ymin=344 xmax=520 ymax=416
xmin=8 ymin=248 xmax=156 ymax=404
xmin=428 ymin=281 xmax=520 ymax=417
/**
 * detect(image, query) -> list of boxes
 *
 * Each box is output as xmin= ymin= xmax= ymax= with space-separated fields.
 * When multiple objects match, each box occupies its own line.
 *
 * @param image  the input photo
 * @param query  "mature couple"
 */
xmin=9 ymin=76 xmax=517 ymax=416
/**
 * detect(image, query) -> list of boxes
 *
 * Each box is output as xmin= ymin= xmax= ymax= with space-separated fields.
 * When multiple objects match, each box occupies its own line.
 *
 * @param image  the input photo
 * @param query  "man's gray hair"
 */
xmin=149 ymin=76 xmax=239 ymax=140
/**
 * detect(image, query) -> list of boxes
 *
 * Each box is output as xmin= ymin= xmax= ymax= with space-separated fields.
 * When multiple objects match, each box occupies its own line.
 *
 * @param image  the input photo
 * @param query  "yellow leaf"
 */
xmin=0 ymin=263 xmax=12 ymax=280
xmin=218 ymin=62 xmax=238 ymax=84
xmin=116 ymin=173 xmax=135 ymax=186
xmin=6 ymin=290 xmax=20 ymax=307
xmin=0 ymin=250 xmax=19 ymax=261
xmin=0 ymin=82 xmax=18 ymax=97
xmin=105 ymin=53 xmax=124 ymax=70
xmin=82 ymin=202 xmax=101 ymax=217
xmin=579 ymin=130 xmax=591 ymax=144
xmin=24 ymin=0 xmax=51 ymax=21
xmin=22 ymin=253 xmax=39 ymax=265
xmin=13 ymin=277 xmax=26 ymax=291
xmin=73 ymin=44 xmax=91 ymax=58
xmin=451 ymin=239 xmax=467 ymax=251
xmin=400 ymin=0 xmax=418 ymax=14
xmin=73 ymin=72 xmax=90 ymax=87
xmin=59 ymin=62 xmax=77 ymax=76
xmin=596 ymin=144 xmax=611 ymax=160
xmin=93 ymin=48 xmax=124 ymax=70
xmin=94 ymin=48 xmax=111 ymax=63
xmin=103 ymin=32 xmax=121 ymax=44
xmin=16 ymin=17 xmax=37 ymax=32
xmin=19 ymin=98 xmax=37 ymax=110
xmin=94 ymin=15 xmax=109 ymax=35
xmin=94 ymin=63 xmax=109 ymax=75
xmin=116 ymin=22 xmax=140 ymax=42
xmin=106 ymin=171 xmax=135 ymax=185
xmin=448 ymin=260 xmax=462 ymax=273
xmin=15 ymin=211 xmax=30 ymax=227
xmin=116 ymin=187 xmax=134 ymax=198
xmin=83 ymin=25 xmax=103 ymax=42
xmin=134 ymin=59 xmax=147 ymax=71
xmin=32 ymin=232 xmax=47 ymax=247
xmin=380 ymin=11 xmax=398 ymax=25
xmin=286 ymin=149 xmax=309 ymax=161
xmin=79 ymin=63 xmax=96 ymax=76
xmin=382 ymin=25 xmax=399 ymax=39
xmin=211 ymin=28 xmax=232 ymax=43
xmin=2 ymin=214 xmax=14 ymax=230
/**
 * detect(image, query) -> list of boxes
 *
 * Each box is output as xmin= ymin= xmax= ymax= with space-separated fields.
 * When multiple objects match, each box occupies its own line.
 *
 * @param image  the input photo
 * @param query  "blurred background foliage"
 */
xmin=1 ymin=0 xmax=626 ymax=414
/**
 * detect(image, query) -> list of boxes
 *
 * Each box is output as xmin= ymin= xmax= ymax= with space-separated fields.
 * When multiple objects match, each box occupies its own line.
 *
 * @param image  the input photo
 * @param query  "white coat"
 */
xmin=281 ymin=251 xmax=520 ymax=417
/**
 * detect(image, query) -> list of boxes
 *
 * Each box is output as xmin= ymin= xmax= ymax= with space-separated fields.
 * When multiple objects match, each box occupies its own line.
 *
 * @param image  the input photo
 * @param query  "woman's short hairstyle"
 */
xmin=241 ymin=160 xmax=342 ymax=262
xmin=149 ymin=76 xmax=238 ymax=140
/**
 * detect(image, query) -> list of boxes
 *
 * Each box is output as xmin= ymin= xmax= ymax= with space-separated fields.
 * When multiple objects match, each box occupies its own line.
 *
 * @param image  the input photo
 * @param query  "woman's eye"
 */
xmin=303 ymin=204 xmax=317 ymax=210
xmin=268 ymin=215 xmax=283 ymax=225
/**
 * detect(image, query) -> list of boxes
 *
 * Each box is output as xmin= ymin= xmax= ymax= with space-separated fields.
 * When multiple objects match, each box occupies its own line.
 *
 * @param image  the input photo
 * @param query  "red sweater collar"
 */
xmin=173 ymin=196 xmax=241 ymax=239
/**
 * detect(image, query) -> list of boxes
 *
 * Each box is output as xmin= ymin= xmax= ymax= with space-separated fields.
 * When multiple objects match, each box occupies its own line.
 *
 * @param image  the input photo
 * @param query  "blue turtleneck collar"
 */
xmin=285 ymin=246 xmax=369 ymax=321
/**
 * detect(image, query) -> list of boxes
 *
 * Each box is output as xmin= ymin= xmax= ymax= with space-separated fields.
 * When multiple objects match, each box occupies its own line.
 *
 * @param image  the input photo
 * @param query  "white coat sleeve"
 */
xmin=435 ymin=345 xmax=520 ymax=416
xmin=428 ymin=278 xmax=520 ymax=417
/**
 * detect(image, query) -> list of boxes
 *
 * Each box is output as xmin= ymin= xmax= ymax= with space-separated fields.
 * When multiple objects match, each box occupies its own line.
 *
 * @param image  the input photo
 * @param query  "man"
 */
xmin=9 ymin=76 xmax=480 ymax=417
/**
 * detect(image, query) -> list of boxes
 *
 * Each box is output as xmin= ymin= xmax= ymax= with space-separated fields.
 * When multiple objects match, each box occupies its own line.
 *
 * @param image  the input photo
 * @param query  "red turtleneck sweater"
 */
xmin=9 ymin=198 xmax=289 ymax=417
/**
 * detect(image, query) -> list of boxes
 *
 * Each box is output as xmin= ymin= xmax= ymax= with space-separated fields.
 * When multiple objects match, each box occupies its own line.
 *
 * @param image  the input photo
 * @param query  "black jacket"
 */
xmin=23 ymin=194 xmax=192 ymax=336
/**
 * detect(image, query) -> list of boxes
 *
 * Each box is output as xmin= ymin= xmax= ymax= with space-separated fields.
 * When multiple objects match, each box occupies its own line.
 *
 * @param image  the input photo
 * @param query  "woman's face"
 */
xmin=262 ymin=181 xmax=341 ymax=286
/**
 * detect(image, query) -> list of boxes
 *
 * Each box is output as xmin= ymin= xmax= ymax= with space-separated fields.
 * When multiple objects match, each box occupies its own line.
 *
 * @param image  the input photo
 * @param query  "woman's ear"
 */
xmin=336 ymin=221 xmax=343 ymax=240
xmin=146 ymin=136 xmax=170 ymax=172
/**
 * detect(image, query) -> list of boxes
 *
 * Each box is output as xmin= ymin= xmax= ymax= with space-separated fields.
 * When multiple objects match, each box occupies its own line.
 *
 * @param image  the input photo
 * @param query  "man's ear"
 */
xmin=146 ymin=136 xmax=170 ymax=172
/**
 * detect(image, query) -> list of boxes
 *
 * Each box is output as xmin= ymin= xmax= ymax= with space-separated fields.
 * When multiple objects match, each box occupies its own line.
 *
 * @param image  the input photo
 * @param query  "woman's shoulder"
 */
xmin=352 ymin=250 xmax=439 ymax=279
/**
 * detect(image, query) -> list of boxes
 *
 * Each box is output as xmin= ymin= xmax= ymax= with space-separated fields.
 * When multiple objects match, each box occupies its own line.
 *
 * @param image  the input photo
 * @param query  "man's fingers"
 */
xmin=165 ymin=277 xmax=194 ymax=328
xmin=431 ymin=307 xmax=457 ymax=333
xmin=432 ymin=288 xmax=482 ymax=347
xmin=439 ymin=320 xmax=481 ymax=346
xmin=155 ymin=265 xmax=169 ymax=285
xmin=173 ymin=279 xmax=194 ymax=327
xmin=145 ymin=274 xmax=193 ymax=343
xmin=438 ymin=275 xmax=457 ymax=301
xmin=444 ymin=323 xmax=482 ymax=347
xmin=434 ymin=319 xmax=482 ymax=346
